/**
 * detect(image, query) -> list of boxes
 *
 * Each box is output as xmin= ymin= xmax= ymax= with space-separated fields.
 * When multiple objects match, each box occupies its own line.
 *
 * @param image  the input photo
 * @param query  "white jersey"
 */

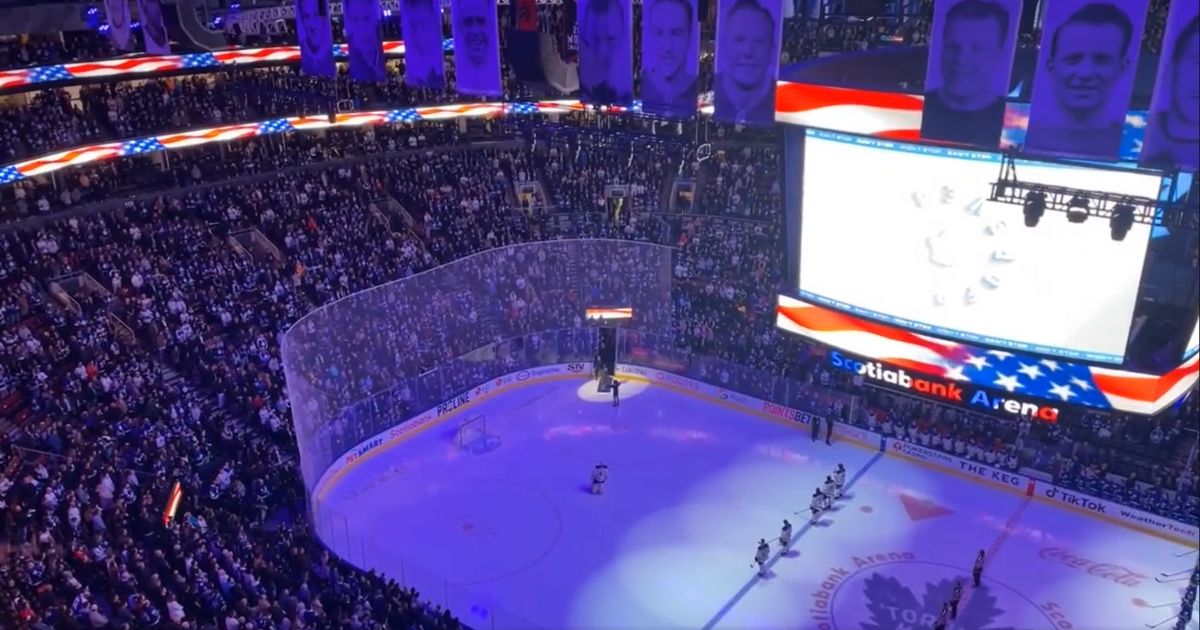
xmin=823 ymin=480 xmax=836 ymax=496
xmin=834 ymin=469 xmax=846 ymax=486
xmin=755 ymin=543 xmax=770 ymax=564
xmin=780 ymin=524 xmax=793 ymax=545
xmin=810 ymin=494 xmax=823 ymax=511
xmin=592 ymin=466 xmax=608 ymax=483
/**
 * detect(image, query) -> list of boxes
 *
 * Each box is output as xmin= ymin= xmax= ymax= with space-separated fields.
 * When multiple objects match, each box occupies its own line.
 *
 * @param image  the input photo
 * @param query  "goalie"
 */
xmin=590 ymin=463 xmax=609 ymax=494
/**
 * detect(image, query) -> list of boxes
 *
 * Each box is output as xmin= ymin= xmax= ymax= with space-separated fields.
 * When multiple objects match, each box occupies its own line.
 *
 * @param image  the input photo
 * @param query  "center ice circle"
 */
xmin=829 ymin=559 xmax=1057 ymax=630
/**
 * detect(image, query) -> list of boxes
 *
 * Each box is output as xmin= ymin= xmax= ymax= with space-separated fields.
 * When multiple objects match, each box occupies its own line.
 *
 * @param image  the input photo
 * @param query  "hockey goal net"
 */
xmin=457 ymin=415 xmax=487 ymax=449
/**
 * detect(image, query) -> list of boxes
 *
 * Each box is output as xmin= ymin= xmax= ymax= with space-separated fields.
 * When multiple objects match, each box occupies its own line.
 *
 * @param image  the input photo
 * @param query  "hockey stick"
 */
xmin=1145 ymin=613 xmax=1176 ymax=628
xmin=1154 ymin=575 xmax=1190 ymax=583
xmin=1141 ymin=601 xmax=1181 ymax=609
xmin=1161 ymin=569 xmax=1191 ymax=578
xmin=1174 ymin=548 xmax=1198 ymax=557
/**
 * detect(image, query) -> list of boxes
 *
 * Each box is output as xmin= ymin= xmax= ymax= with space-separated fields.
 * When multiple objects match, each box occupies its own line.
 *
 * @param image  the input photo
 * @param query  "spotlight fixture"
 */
xmin=1066 ymin=196 xmax=1090 ymax=223
xmin=1023 ymin=190 xmax=1046 ymax=227
xmin=1110 ymin=202 xmax=1135 ymax=241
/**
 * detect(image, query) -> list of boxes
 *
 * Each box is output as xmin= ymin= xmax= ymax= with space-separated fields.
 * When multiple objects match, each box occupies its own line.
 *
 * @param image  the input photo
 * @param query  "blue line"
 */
xmin=700 ymin=450 xmax=885 ymax=630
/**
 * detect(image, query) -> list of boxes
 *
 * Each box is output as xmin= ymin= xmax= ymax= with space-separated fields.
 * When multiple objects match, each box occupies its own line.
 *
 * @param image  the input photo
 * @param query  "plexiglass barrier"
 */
xmin=286 ymin=240 xmax=860 ymax=628
xmin=283 ymin=240 xmax=675 ymax=494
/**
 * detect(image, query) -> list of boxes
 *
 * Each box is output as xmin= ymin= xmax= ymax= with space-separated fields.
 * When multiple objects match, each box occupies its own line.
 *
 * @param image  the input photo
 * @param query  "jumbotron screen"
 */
xmin=793 ymin=129 xmax=1166 ymax=365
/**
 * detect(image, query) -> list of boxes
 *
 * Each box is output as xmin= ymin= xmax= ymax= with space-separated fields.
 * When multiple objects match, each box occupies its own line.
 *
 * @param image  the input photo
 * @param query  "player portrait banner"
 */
xmin=399 ymin=0 xmax=447 ymax=88
xmin=641 ymin=0 xmax=700 ymax=117
xmin=344 ymin=0 xmax=387 ymax=82
xmin=451 ymin=0 xmax=504 ymax=96
xmin=104 ymin=0 xmax=134 ymax=51
xmin=1139 ymin=1 xmax=1200 ymax=171
xmin=137 ymin=0 xmax=170 ymax=55
xmin=578 ymin=0 xmax=634 ymax=106
xmin=295 ymin=0 xmax=337 ymax=77
xmin=920 ymin=0 xmax=1022 ymax=146
xmin=713 ymin=0 xmax=784 ymax=126
xmin=1024 ymin=0 xmax=1150 ymax=159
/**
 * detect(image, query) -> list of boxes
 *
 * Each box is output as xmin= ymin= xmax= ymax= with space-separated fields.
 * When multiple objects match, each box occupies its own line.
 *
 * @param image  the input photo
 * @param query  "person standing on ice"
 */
xmin=611 ymin=378 xmax=622 ymax=406
xmin=933 ymin=601 xmax=950 ymax=630
xmin=950 ymin=581 xmax=963 ymax=619
xmin=591 ymin=462 xmax=608 ymax=494
xmin=778 ymin=519 xmax=793 ymax=552
xmin=754 ymin=538 xmax=770 ymax=577
xmin=972 ymin=549 xmax=986 ymax=586
xmin=833 ymin=463 xmax=846 ymax=498
xmin=822 ymin=475 xmax=836 ymax=507
xmin=809 ymin=489 xmax=824 ymax=524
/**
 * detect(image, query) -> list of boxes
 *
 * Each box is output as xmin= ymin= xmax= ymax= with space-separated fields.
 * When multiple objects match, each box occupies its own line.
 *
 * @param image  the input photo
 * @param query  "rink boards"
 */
xmin=312 ymin=362 xmax=1199 ymax=547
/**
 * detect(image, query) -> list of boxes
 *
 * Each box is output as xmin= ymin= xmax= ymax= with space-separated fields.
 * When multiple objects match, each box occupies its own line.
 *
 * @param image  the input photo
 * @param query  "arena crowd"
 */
xmin=0 ymin=5 xmax=1196 ymax=628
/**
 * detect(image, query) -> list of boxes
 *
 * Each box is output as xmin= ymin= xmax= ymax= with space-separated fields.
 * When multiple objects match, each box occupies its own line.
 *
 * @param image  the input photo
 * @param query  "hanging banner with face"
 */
xmin=451 ymin=0 xmax=503 ymax=96
xmin=578 ymin=0 xmax=634 ymax=106
xmin=295 ymin=0 xmax=337 ymax=77
xmin=344 ymin=0 xmax=387 ymax=82
xmin=641 ymin=0 xmax=700 ymax=117
xmin=105 ymin=0 xmax=133 ymax=51
xmin=713 ymin=0 xmax=783 ymax=126
xmin=399 ymin=0 xmax=447 ymax=88
xmin=1024 ymin=0 xmax=1150 ymax=159
xmin=920 ymin=0 xmax=1022 ymax=147
xmin=1140 ymin=4 xmax=1200 ymax=171
xmin=137 ymin=0 xmax=170 ymax=54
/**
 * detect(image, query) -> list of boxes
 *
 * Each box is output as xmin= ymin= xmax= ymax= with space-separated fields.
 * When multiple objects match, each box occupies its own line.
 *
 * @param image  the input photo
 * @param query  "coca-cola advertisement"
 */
xmin=1038 ymin=547 xmax=1147 ymax=587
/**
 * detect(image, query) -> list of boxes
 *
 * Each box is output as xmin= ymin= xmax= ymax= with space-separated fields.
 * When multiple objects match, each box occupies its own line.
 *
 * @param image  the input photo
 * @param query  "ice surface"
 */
xmin=317 ymin=379 xmax=1198 ymax=630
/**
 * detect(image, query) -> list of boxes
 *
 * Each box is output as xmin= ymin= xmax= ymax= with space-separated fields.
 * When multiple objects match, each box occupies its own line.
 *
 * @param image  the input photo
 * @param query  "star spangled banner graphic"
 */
xmin=776 ymin=294 xmax=1200 ymax=415
xmin=0 ymin=101 xmax=605 ymax=182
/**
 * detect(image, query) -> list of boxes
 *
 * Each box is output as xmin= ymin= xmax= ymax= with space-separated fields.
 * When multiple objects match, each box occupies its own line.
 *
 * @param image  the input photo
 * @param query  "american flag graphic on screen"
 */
xmin=777 ymin=295 xmax=1199 ymax=415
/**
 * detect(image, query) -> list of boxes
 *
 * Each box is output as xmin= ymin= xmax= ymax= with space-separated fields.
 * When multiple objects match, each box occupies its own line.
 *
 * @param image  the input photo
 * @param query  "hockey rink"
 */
xmin=315 ymin=378 xmax=1199 ymax=630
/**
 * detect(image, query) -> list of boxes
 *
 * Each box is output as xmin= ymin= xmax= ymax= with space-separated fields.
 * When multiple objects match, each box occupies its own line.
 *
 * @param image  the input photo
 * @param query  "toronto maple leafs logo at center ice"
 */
xmin=836 ymin=561 xmax=1047 ymax=630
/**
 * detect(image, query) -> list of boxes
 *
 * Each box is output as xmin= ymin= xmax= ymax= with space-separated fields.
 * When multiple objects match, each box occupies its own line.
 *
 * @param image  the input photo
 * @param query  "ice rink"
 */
xmin=315 ymin=376 xmax=1199 ymax=630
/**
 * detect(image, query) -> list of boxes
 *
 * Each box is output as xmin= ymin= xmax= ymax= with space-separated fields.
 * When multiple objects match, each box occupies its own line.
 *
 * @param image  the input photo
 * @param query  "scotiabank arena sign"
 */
xmin=830 ymin=352 xmax=1060 ymax=422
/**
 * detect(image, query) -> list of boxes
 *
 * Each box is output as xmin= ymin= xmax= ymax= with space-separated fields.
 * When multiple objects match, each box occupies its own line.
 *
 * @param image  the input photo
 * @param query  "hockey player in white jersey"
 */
xmin=754 ymin=538 xmax=770 ymax=576
xmin=833 ymin=464 xmax=846 ymax=498
xmin=591 ymin=463 xmax=609 ymax=494
xmin=809 ymin=489 xmax=824 ymax=524
xmin=822 ymin=476 xmax=837 ymax=508
xmin=779 ymin=519 xmax=793 ymax=552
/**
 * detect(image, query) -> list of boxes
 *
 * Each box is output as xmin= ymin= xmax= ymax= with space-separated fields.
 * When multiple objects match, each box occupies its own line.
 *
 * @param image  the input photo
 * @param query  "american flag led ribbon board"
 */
xmin=586 ymin=307 xmax=634 ymax=320
xmin=776 ymin=294 xmax=1199 ymax=415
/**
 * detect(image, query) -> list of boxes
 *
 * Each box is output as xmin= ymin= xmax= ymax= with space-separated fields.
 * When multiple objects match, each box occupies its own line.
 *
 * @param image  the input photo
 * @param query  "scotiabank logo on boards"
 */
xmin=830 ymin=352 xmax=1060 ymax=422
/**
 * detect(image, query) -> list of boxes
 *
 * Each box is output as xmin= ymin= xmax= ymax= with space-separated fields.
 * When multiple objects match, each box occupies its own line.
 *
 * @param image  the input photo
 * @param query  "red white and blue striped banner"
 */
xmin=0 ymin=101 xmax=636 ymax=184
xmin=0 ymin=42 xmax=410 ymax=93
xmin=776 ymin=294 xmax=1200 ymax=416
